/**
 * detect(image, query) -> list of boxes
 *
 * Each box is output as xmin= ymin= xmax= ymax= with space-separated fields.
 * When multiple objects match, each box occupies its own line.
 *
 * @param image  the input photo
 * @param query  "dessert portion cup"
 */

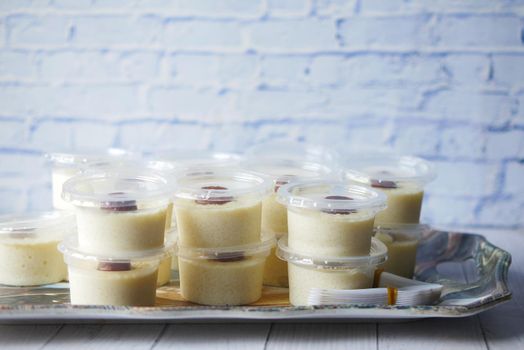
xmin=62 ymin=170 xmax=173 ymax=255
xmin=277 ymin=181 xmax=387 ymax=257
xmin=60 ymin=236 xmax=170 ymax=306
xmin=45 ymin=148 xmax=135 ymax=210
xmin=177 ymin=235 xmax=275 ymax=306
xmin=173 ymin=169 xmax=271 ymax=248
xmin=277 ymin=237 xmax=387 ymax=306
xmin=374 ymin=224 xmax=429 ymax=278
xmin=0 ymin=211 xmax=74 ymax=286
xmin=242 ymin=158 xmax=335 ymax=287
xmin=343 ymin=154 xmax=436 ymax=225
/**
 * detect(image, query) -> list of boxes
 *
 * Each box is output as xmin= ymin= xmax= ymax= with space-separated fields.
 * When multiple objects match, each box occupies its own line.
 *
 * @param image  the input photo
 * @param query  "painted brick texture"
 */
xmin=0 ymin=0 xmax=523 ymax=229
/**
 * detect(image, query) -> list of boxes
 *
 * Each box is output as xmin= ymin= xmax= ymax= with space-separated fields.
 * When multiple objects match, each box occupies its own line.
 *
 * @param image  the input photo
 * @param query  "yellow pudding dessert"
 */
xmin=343 ymin=154 xmax=436 ymax=225
xmin=277 ymin=181 xmax=386 ymax=257
xmin=277 ymin=237 xmax=387 ymax=306
xmin=174 ymin=169 xmax=271 ymax=248
xmin=375 ymin=224 xmax=428 ymax=278
xmin=62 ymin=170 xmax=173 ymax=254
xmin=177 ymin=237 xmax=274 ymax=306
xmin=0 ymin=212 xmax=74 ymax=286
xmin=242 ymin=158 xmax=334 ymax=288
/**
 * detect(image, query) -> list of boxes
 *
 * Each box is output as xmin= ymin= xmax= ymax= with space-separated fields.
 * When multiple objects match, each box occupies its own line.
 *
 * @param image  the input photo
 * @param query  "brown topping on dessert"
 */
xmin=101 ymin=192 xmax=138 ymax=211
xmin=97 ymin=261 xmax=132 ymax=271
xmin=195 ymin=185 xmax=233 ymax=205
xmin=214 ymin=252 xmax=245 ymax=263
xmin=8 ymin=227 xmax=36 ymax=239
xmin=275 ymin=179 xmax=289 ymax=192
xmin=322 ymin=195 xmax=356 ymax=215
xmin=370 ymin=179 xmax=397 ymax=189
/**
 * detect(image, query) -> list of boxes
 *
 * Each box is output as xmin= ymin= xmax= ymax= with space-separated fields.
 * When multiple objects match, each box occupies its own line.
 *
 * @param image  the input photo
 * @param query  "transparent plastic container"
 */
xmin=0 ymin=211 xmax=75 ymax=286
xmin=62 ymin=169 xmax=174 ymax=254
xmin=342 ymin=154 xmax=436 ymax=225
xmin=173 ymin=169 xmax=272 ymax=248
xmin=59 ymin=235 xmax=172 ymax=306
xmin=45 ymin=148 xmax=136 ymax=210
xmin=374 ymin=224 xmax=430 ymax=278
xmin=157 ymin=227 xmax=177 ymax=287
xmin=277 ymin=237 xmax=388 ymax=306
xmin=277 ymin=181 xmax=387 ymax=257
xmin=176 ymin=234 xmax=275 ymax=306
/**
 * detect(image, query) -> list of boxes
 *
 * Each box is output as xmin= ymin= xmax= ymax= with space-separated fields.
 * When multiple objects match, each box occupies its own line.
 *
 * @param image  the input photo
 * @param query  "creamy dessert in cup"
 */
xmin=343 ymin=155 xmax=436 ymax=225
xmin=374 ymin=224 xmax=429 ymax=278
xmin=177 ymin=235 xmax=274 ymax=306
xmin=277 ymin=237 xmax=387 ymax=306
xmin=0 ymin=211 xmax=74 ymax=286
xmin=45 ymin=148 xmax=135 ymax=210
xmin=60 ymin=236 xmax=169 ymax=306
xmin=277 ymin=181 xmax=387 ymax=257
xmin=242 ymin=158 xmax=335 ymax=287
xmin=62 ymin=170 xmax=173 ymax=255
xmin=173 ymin=169 xmax=271 ymax=248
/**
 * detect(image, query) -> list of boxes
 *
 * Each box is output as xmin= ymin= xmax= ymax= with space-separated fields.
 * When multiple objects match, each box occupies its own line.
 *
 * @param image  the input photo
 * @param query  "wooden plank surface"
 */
xmin=42 ymin=324 xmax=165 ymax=350
xmin=267 ymin=323 xmax=376 ymax=350
xmin=152 ymin=323 xmax=271 ymax=350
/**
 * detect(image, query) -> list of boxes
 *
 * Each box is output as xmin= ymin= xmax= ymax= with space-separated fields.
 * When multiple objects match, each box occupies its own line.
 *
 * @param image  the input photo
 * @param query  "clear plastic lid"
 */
xmin=245 ymin=139 xmax=340 ymax=167
xmin=243 ymin=157 xmax=335 ymax=191
xmin=277 ymin=180 xmax=387 ymax=214
xmin=374 ymin=224 xmax=431 ymax=242
xmin=277 ymin=237 xmax=387 ymax=269
xmin=45 ymin=148 xmax=136 ymax=168
xmin=59 ymin=228 xmax=176 ymax=265
xmin=147 ymin=149 xmax=243 ymax=171
xmin=83 ymin=159 xmax=177 ymax=176
xmin=343 ymin=154 xmax=436 ymax=188
xmin=62 ymin=169 xmax=174 ymax=209
xmin=174 ymin=169 xmax=272 ymax=204
xmin=177 ymin=232 xmax=275 ymax=261
xmin=0 ymin=211 xmax=75 ymax=240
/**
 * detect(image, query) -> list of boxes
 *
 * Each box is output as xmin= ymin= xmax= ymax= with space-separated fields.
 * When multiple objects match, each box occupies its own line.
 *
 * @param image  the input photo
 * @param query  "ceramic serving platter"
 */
xmin=0 ymin=229 xmax=511 ymax=323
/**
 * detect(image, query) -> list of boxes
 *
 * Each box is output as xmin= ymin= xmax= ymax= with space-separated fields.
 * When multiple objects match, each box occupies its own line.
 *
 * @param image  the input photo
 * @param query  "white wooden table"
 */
xmin=1 ymin=228 xmax=522 ymax=350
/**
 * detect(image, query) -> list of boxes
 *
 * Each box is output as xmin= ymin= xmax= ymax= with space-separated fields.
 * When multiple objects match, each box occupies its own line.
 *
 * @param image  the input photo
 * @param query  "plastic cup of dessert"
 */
xmin=173 ymin=169 xmax=272 ymax=248
xmin=82 ymin=159 xmax=178 ymax=231
xmin=177 ymin=234 xmax=275 ymax=306
xmin=277 ymin=181 xmax=387 ymax=257
xmin=242 ymin=157 xmax=336 ymax=287
xmin=45 ymin=148 xmax=135 ymax=210
xmin=59 ymin=236 xmax=172 ymax=306
xmin=342 ymin=154 xmax=436 ymax=225
xmin=277 ymin=236 xmax=388 ymax=306
xmin=374 ymin=224 xmax=430 ymax=279
xmin=62 ymin=169 xmax=174 ymax=255
xmin=0 ymin=211 xmax=75 ymax=286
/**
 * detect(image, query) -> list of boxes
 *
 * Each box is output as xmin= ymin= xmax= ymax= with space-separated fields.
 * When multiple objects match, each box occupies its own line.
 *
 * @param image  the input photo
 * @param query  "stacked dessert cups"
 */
xmin=0 ymin=211 xmax=74 ymax=286
xmin=173 ymin=168 xmax=274 ymax=305
xmin=275 ymin=181 xmax=389 ymax=306
xmin=59 ymin=169 xmax=175 ymax=306
xmin=342 ymin=154 xmax=436 ymax=278
xmin=242 ymin=156 xmax=336 ymax=287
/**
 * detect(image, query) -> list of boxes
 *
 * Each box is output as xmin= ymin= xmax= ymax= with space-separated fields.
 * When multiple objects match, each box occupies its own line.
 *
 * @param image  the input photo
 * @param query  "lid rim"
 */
xmin=276 ymin=237 xmax=388 ymax=268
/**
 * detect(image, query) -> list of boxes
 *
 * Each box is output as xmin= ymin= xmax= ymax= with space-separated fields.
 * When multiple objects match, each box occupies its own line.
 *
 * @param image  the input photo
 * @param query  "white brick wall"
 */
xmin=0 ymin=0 xmax=523 ymax=229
